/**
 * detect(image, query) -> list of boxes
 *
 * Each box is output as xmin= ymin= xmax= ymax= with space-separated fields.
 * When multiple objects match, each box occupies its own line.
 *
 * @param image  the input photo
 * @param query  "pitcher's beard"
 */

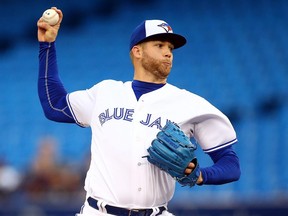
xmin=141 ymin=52 xmax=172 ymax=80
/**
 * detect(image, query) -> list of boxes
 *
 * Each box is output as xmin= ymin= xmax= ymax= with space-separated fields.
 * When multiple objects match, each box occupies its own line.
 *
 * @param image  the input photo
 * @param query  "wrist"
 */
xmin=196 ymin=171 xmax=204 ymax=185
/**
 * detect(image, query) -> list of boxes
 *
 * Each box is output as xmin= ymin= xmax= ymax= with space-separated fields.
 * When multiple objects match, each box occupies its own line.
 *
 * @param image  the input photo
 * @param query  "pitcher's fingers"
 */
xmin=187 ymin=162 xmax=195 ymax=169
xmin=51 ymin=7 xmax=63 ymax=23
xmin=37 ymin=19 xmax=48 ymax=29
xmin=185 ymin=168 xmax=193 ymax=175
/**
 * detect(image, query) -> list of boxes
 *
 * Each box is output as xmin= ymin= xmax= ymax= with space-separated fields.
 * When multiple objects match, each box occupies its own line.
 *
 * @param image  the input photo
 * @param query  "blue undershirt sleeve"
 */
xmin=200 ymin=145 xmax=241 ymax=185
xmin=38 ymin=42 xmax=75 ymax=123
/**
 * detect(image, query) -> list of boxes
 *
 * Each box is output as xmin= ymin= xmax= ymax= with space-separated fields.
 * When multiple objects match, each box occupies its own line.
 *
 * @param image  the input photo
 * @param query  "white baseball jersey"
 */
xmin=67 ymin=80 xmax=237 ymax=209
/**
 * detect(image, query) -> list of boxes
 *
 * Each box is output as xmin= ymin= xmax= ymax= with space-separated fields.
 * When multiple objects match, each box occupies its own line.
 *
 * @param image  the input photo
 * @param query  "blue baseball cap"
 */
xmin=130 ymin=20 xmax=186 ymax=50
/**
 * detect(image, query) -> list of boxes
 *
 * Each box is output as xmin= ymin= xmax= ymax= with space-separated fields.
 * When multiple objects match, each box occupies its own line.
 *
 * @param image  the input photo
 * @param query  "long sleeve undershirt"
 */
xmin=38 ymin=41 xmax=241 ymax=185
xmin=38 ymin=42 xmax=74 ymax=123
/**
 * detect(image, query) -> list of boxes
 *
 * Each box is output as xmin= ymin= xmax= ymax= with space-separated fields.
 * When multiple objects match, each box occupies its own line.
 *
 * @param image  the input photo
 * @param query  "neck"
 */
xmin=133 ymin=71 xmax=167 ymax=84
xmin=132 ymin=80 xmax=166 ymax=100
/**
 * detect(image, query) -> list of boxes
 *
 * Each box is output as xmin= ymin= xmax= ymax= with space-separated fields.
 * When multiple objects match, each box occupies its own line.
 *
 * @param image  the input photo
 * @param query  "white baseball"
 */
xmin=42 ymin=9 xmax=59 ymax=26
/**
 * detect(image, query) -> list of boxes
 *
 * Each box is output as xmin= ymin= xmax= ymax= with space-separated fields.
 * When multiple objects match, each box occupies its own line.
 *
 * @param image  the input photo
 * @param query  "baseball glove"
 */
xmin=147 ymin=122 xmax=200 ymax=187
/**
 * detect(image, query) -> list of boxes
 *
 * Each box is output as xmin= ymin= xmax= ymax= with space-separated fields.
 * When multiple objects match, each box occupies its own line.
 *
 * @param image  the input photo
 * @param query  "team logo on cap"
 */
xmin=157 ymin=23 xmax=173 ymax=33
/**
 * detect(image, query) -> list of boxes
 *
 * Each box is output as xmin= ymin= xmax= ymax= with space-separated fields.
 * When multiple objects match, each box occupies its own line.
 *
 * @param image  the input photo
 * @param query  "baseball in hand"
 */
xmin=42 ymin=9 xmax=59 ymax=26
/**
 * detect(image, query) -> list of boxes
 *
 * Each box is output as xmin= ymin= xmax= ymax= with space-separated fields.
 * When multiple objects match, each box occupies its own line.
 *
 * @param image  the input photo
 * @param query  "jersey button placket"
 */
xmin=133 ymin=98 xmax=147 ymax=197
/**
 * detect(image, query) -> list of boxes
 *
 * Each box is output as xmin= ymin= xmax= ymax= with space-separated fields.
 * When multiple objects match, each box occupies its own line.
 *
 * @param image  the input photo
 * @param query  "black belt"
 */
xmin=87 ymin=197 xmax=166 ymax=216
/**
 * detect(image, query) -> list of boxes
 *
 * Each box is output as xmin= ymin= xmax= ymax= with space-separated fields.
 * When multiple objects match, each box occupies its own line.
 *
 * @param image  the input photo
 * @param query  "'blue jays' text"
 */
xmin=98 ymin=108 xmax=169 ymax=129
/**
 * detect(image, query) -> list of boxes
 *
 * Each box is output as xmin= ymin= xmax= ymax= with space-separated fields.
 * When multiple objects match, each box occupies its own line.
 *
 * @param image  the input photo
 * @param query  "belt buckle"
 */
xmin=128 ymin=209 xmax=147 ymax=216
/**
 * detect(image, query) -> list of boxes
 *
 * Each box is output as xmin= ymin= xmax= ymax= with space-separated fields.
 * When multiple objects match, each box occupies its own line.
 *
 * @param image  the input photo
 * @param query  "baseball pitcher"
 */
xmin=37 ymin=7 xmax=241 ymax=216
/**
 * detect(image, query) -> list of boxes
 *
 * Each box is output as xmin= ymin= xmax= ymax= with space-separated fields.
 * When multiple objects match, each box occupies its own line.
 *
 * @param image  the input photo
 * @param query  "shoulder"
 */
xmin=165 ymin=83 xmax=212 ymax=105
xmin=69 ymin=80 xmax=130 ymax=100
xmin=165 ymin=83 xmax=200 ymax=96
xmin=94 ymin=79 xmax=129 ymax=87
xmin=90 ymin=80 xmax=131 ymax=91
xmin=166 ymin=83 xmax=233 ymax=127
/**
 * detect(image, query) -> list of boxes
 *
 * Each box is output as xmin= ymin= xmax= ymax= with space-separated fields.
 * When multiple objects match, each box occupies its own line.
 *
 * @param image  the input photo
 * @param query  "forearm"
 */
xmin=200 ymin=145 xmax=241 ymax=185
xmin=38 ymin=42 xmax=75 ymax=123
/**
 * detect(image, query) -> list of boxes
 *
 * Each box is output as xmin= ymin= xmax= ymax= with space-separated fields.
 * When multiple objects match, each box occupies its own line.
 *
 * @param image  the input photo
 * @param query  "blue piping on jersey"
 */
xmin=204 ymin=138 xmax=238 ymax=153
xmin=66 ymin=93 xmax=85 ymax=127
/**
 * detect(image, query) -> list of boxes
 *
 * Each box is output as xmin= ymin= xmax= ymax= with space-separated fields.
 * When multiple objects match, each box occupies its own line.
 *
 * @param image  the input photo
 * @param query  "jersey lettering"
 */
xmin=147 ymin=117 xmax=162 ymax=129
xmin=123 ymin=109 xmax=134 ymax=122
xmin=140 ymin=113 xmax=152 ymax=125
xmin=114 ymin=108 xmax=124 ymax=120
xmin=98 ymin=107 xmax=168 ymax=129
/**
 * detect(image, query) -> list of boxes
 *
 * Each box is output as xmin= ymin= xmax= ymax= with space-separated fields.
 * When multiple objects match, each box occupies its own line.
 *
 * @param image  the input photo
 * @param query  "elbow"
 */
xmin=229 ymin=151 xmax=241 ymax=182
xmin=41 ymin=102 xmax=74 ymax=123
xmin=221 ymin=168 xmax=241 ymax=184
xmin=236 ymin=165 xmax=241 ymax=180
xmin=231 ymin=167 xmax=241 ymax=182
xmin=42 ymin=107 xmax=57 ymax=121
xmin=229 ymin=162 xmax=241 ymax=183
xmin=43 ymin=110 xmax=56 ymax=121
xmin=235 ymin=165 xmax=241 ymax=181
xmin=234 ymin=156 xmax=241 ymax=181
xmin=40 ymin=101 xmax=58 ymax=121
xmin=222 ymin=159 xmax=241 ymax=184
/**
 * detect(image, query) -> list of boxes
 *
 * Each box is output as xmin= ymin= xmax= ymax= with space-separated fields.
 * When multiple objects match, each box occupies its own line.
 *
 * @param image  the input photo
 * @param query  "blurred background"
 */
xmin=0 ymin=0 xmax=288 ymax=215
